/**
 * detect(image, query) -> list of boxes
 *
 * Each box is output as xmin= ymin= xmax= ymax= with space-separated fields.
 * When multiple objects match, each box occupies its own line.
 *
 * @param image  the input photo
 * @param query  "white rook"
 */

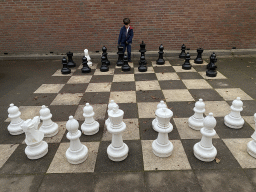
xmin=247 ymin=113 xmax=256 ymax=158
xmin=188 ymin=98 xmax=205 ymax=130
xmin=7 ymin=103 xmax=24 ymax=135
xmin=152 ymin=100 xmax=167 ymax=131
xmin=81 ymin=103 xmax=99 ymax=135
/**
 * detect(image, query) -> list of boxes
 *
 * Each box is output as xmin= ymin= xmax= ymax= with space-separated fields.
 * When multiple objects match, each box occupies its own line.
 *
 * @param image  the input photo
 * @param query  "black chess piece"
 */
xmin=100 ymin=55 xmax=109 ymax=72
xmin=138 ymin=55 xmax=147 ymax=72
xmin=182 ymin=52 xmax=192 ymax=70
xmin=102 ymin=46 xmax=110 ymax=66
xmin=81 ymin=56 xmax=91 ymax=73
xmin=116 ymin=45 xmax=124 ymax=66
xmin=207 ymin=52 xmax=217 ymax=69
xmin=66 ymin=51 xmax=76 ymax=67
xmin=179 ymin=44 xmax=186 ymax=58
xmin=139 ymin=41 xmax=147 ymax=64
xmin=194 ymin=48 xmax=204 ymax=64
xmin=206 ymin=54 xmax=217 ymax=77
xmin=61 ymin=57 xmax=71 ymax=74
xmin=122 ymin=55 xmax=131 ymax=72
xmin=156 ymin=44 xmax=165 ymax=65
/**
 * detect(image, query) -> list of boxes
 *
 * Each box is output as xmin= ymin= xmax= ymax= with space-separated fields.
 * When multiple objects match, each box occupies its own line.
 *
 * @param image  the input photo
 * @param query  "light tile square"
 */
xmin=109 ymin=91 xmax=136 ymax=103
xmin=74 ymin=104 xmax=107 ymax=121
xmin=34 ymin=84 xmax=65 ymax=93
xmin=198 ymin=71 xmax=227 ymax=79
xmin=113 ymin=74 xmax=135 ymax=82
xmin=243 ymin=116 xmax=255 ymax=129
xmin=78 ymin=63 xmax=98 ymax=69
xmin=173 ymin=118 xmax=219 ymax=139
xmin=0 ymin=144 xmax=19 ymax=168
xmin=182 ymin=79 xmax=213 ymax=89
xmin=135 ymin=81 xmax=161 ymax=91
xmin=138 ymin=102 xmax=158 ymax=118
xmin=215 ymin=88 xmax=253 ymax=101
xmin=190 ymin=60 xmax=208 ymax=66
xmin=52 ymin=69 xmax=76 ymax=76
xmin=152 ymin=61 xmax=171 ymax=67
xmin=94 ymin=68 xmax=114 ymax=75
xmin=47 ymin=142 xmax=100 ymax=173
xmin=5 ymin=106 xmax=42 ymax=122
xmin=156 ymin=73 xmax=180 ymax=81
xmin=223 ymin=138 xmax=256 ymax=168
xmin=116 ymin=62 xmax=134 ymax=68
xmin=50 ymin=93 xmax=83 ymax=105
xmin=204 ymin=101 xmax=231 ymax=117
xmin=134 ymin=67 xmax=154 ymax=74
xmin=85 ymin=83 xmax=112 ymax=92
xmin=172 ymin=66 xmax=196 ymax=72
xmin=162 ymin=89 xmax=194 ymax=102
xmin=102 ymin=118 xmax=140 ymax=141
xmin=67 ymin=76 xmax=92 ymax=84
xmin=141 ymin=140 xmax=191 ymax=170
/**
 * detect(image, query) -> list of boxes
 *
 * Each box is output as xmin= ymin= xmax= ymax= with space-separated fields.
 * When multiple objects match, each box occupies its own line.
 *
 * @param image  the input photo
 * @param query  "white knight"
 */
xmin=84 ymin=49 xmax=92 ymax=67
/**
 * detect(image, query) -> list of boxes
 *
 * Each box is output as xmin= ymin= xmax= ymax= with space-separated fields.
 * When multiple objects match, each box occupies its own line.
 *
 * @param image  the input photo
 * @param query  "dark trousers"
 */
xmin=121 ymin=44 xmax=131 ymax=61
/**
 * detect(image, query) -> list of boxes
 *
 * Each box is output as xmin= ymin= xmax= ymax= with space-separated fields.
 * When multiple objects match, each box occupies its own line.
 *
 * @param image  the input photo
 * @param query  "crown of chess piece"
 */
xmin=139 ymin=41 xmax=147 ymax=64
xmin=7 ymin=103 xmax=24 ymax=135
xmin=193 ymin=113 xmax=217 ymax=162
xmin=207 ymin=52 xmax=217 ymax=69
xmin=84 ymin=49 xmax=92 ymax=67
xmin=105 ymin=100 xmax=119 ymax=128
xmin=194 ymin=48 xmax=204 ymax=64
xmin=182 ymin=52 xmax=192 ymax=70
xmin=66 ymin=51 xmax=76 ymax=68
xmin=206 ymin=53 xmax=217 ymax=77
xmin=179 ymin=44 xmax=186 ymax=58
xmin=152 ymin=100 xmax=167 ymax=131
xmin=116 ymin=45 xmax=124 ymax=66
xmin=61 ymin=57 xmax=71 ymax=74
xmin=122 ymin=55 xmax=131 ymax=71
xmin=224 ymin=97 xmax=244 ymax=129
xmin=188 ymin=99 xmax=205 ymax=130
xmin=102 ymin=46 xmax=110 ymax=66
xmin=81 ymin=103 xmax=99 ymax=135
xmin=21 ymin=116 xmax=48 ymax=160
xmin=100 ymin=55 xmax=109 ymax=72
xmin=81 ymin=56 xmax=91 ymax=73
xmin=156 ymin=44 xmax=165 ymax=65
xmin=247 ymin=113 xmax=256 ymax=158
xmin=138 ymin=55 xmax=147 ymax=72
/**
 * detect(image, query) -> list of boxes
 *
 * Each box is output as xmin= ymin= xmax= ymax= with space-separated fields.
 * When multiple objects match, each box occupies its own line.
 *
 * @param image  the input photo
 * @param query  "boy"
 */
xmin=118 ymin=18 xmax=134 ymax=62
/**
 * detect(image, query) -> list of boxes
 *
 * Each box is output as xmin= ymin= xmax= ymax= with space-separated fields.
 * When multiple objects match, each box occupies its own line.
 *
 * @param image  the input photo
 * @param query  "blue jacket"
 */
xmin=118 ymin=26 xmax=134 ymax=45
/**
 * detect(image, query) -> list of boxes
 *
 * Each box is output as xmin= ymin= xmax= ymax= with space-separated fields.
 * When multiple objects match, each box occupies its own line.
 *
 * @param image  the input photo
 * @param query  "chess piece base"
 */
xmin=156 ymin=59 xmax=165 ymax=65
xmin=247 ymin=140 xmax=256 ymax=158
xmin=61 ymin=68 xmax=71 ymax=74
xmin=224 ymin=115 xmax=244 ymax=129
xmin=194 ymin=58 xmax=203 ymax=64
xmin=81 ymin=121 xmax=99 ymax=135
xmin=188 ymin=116 xmax=204 ymax=130
xmin=8 ymin=120 xmax=24 ymax=135
xmin=81 ymin=68 xmax=91 ymax=73
xmin=138 ymin=65 xmax=147 ymax=72
xmin=206 ymin=71 xmax=217 ymax=77
xmin=39 ymin=122 xmax=59 ymax=137
xmin=193 ymin=142 xmax=217 ymax=162
xmin=122 ymin=66 xmax=131 ymax=71
xmin=25 ymin=141 xmax=48 ymax=160
xmin=100 ymin=66 xmax=109 ymax=72
xmin=107 ymin=143 xmax=129 ymax=161
xmin=182 ymin=64 xmax=191 ymax=70
xmin=66 ymin=145 xmax=88 ymax=164
xmin=152 ymin=139 xmax=173 ymax=157
xmin=67 ymin=62 xmax=76 ymax=68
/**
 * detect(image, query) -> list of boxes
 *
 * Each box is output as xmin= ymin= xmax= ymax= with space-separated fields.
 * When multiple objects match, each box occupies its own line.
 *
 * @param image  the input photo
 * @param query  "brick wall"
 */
xmin=1 ymin=0 xmax=255 ymax=54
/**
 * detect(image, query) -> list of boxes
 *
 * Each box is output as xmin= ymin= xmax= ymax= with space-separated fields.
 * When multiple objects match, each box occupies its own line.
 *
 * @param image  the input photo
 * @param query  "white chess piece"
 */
xmin=152 ymin=100 xmax=167 ymax=131
xmin=152 ymin=108 xmax=174 ymax=157
xmin=84 ymin=49 xmax=92 ymax=67
xmin=105 ymin=100 xmax=118 ymax=128
xmin=81 ymin=103 xmax=99 ymax=135
xmin=21 ymin=116 xmax=48 ymax=160
xmin=247 ymin=113 xmax=256 ymax=158
xmin=188 ymin=99 xmax=205 ymax=130
xmin=193 ymin=113 xmax=217 ymax=162
xmin=66 ymin=116 xmax=88 ymax=164
xmin=39 ymin=105 xmax=58 ymax=137
xmin=224 ymin=97 xmax=244 ymax=129
xmin=7 ymin=103 xmax=24 ymax=135
xmin=107 ymin=106 xmax=129 ymax=161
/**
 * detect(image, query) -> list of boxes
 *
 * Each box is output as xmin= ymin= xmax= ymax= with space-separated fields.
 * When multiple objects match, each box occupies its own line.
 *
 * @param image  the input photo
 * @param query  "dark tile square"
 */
xmin=139 ymin=118 xmax=180 ymax=140
xmin=170 ymin=59 xmax=184 ymax=66
xmin=206 ymin=79 xmax=236 ymax=88
xmin=215 ymin=117 xmax=254 ymax=138
xmin=167 ymin=101 xmax=195 ymax=118
xmin=111 ymin=82 xmax=136 ymax=92
xmin=193 ymin=65 xmax=208 ymax=72
xmin=43 ymin=76 xmax=70 ymax=84
xmin=159 ymin=80 xmax=187 ymax=89
xmin=136 ymin=90 xmax=165 ymax=102
xmin=96 ymin=63 xmax=115 ymax=69
xmin=244 ymin=169 xmax=256 ymax=191
xmin=59 ymin=84 xmax=88 ymax=93
xmin=73 ymin=69 xmax=95 ymax=75
xmin=0 ymin=143 xmax=59 ymax=174
xmin=90 ymin=75 xmax=113 ymax=83
xmin=79 ymin=92 xmax=110 ymax=104
xmin=189 ymin=89 xmax=224 ymax=101
xmin=22 ymin=93 xmax=58 ymax=106
xmin=94 ymin=140 xmax=144 ymax=172
xmin=49 ymin=105 xmax=78 ymax=121
xmin=181 ymin=139 xmax=241 ymax=170
xmin=118 ymin=103 xmax=138 ymax=119
xmin=153 ymin=66 xmax=175 ymax=73
xmin=0 ymin=123 xmax=25 ymax=144
xmin=177 ymin=72 xmax=203 ymax=79
xmin=134 ymin=73 xmax=157 ymax=81
xmin=114 ymin=67 xmax=134 ymax=74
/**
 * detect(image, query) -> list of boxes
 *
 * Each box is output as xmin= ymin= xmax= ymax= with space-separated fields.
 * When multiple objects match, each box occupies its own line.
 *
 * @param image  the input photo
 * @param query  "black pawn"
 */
xmin=194 ymin=48 xmax=204 ymax=64
xmin=100 ymin=55 xmax=109 ymax=72
xmin=156 ymin=44 xmax=165 ymax=65
xmin=207 ymin=52 xmax=217 ymax=69
xmin=138 ymin=55 xmax=147 ymax=72
xmin=122 ymin=55 xmax=131 ymax=72
xmin=66 ymin=51 xmax=76 ymax=67
xmin=139 ymin=41 xmax=147 ymax=64
xmin=206 ymin=54 xmax=217 ymax=77
xmin=81 ymin=56 xmax=91 ymax=73
xmin=182 ymin=52 xmax=192 ymax=70
xmin=61 ymin=57 xmax=71 ymax=74
xmin=102 ymin=46 xmax=110 ymax=66
xmin=179 ymin=44 xmax=186 ymax=58
xmin=116 ymin=45 xmax=124 ymax=66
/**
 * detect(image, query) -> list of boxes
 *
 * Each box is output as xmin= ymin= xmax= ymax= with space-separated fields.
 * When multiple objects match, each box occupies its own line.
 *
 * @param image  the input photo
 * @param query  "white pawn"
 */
xmin=193 ymin=113 xmax=217 ymax=162
xmin=7 ymin=103 xmax=24 ymax=135
xmin=152 ymin=108 xmax=174 ymax=157
xmin=66 ymin=116 xmax=88 ymax=164
xmin=152 ymin=100 xmax=167 ymax=131
xmin=81 ymin=103 xmax=99 ymax=135
xmin=247 ymin=113 xmax=256 ymax=158
xmin=21 ymin=116 xmax=48 ymax=160
xmin=224 ymin=97 xmax=244 ymax=129
xmin=105 ymin=100 xmax=118 ymax=128
xmin=84 ymin=49 xmax=92 ymax=67
xmin=188 ymin=99 xmax=205 ymax=130
xmin=39 ymin=105 xmax=58 ymax=137
xmin=107 ymin=106 xmax=129 ymax=161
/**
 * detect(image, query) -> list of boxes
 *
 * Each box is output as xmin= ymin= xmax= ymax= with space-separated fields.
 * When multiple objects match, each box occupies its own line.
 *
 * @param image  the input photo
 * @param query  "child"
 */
xmin=118 ymin=18 xmax=134 ymax=62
